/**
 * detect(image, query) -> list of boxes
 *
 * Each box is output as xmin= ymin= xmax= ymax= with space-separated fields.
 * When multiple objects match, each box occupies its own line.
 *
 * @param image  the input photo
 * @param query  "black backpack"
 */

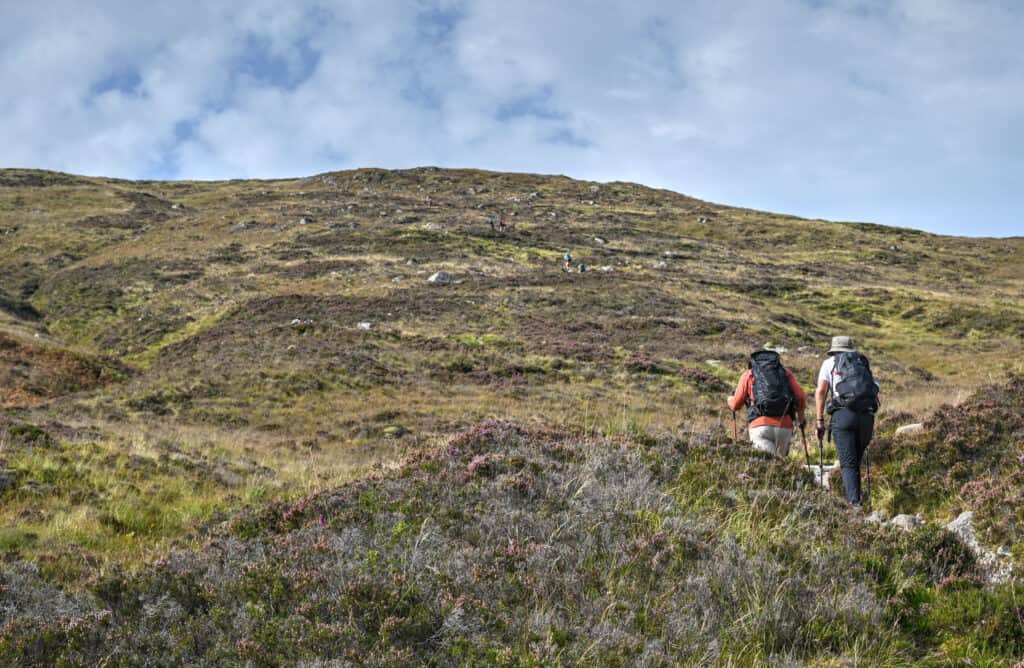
xmin=828 ymin=352 xmax=879 ymax=414
xmin=748 ymin=350 xmax=796 ymax=421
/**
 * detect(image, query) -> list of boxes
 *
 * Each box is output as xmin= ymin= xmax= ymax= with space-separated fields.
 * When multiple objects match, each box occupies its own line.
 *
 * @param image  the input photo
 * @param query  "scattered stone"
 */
xmin=946 ymin=511 xmax=974 ymax=538
xmin=382 ymin=425 xmax=407 ymax=439
xmin=589 ymin=185 xmax=600 ymax=193
xmin=593 ymin=237 xmax=607 ymax=244
xmin=0 ymin=469 xmax=17 ymax=493
xmin=299 ymin=217 xmax=311 ymax=225
xmin=944 ymin=511 xmax=1014 ymax=583
xmin=894 ymin=423 xmax=925 ymax=438
xmin=865 ymin=511 xmax=889 ymax=524
xmin=427 ymin=271 xmax=451 ymax=285
xmin=19 ymin=480 xmax=54 ymax=496
xmin=406 ymin=258 xmax=418 ymax=265
xmin=213 ymin=466 xmax=244 ymax=487
xmin=228 ymin=222 xmax=249 ymax=233
xmin=704 ymin=359 xmax=721 ymax=366
xmin=804 ymin=464 xmax=838 ymax=488
xmin=890 ymin=514 xmax=924 ymax=531
xmin=356 ymin=322 xmax=372 ymax=330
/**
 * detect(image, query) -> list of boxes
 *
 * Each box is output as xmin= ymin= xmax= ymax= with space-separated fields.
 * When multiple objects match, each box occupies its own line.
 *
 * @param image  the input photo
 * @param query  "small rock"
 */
xmin=894 ymin=423 xmax=925 ymax=438
xmin=382 ymin=425 xmax=407 ymax=439
xmin=427 ymin=271 xmax=451 ymax=285
xmin=0 ymin=470 xmax=17 ymax=493
xmin=890 ymin=514 xmax=924 ymax=531
xmin=356 ymin=322 xmax=372 ymax=330
xmin=997 ymin=545 xmax=1012 ymax=557
xmin=299 ymin=217 xmax=311 ymax=225
xmin=593 ymin=237 xmax=607 ymax=244
xmin=704 ymin=359 xmax=721 ymax=366
xmin=946 ymin=510 xmax=975 ymax=537
xmin=589 ymin=185 xmax=600 ymax=193
xmin=804 ymin=464 xmax=838 ymax=488
xmin=406 ymin=258 xmax=417 ymax=265
xmin=865 ymin=511 xmax=889 ymax=524
xmin=213 ymin=466 xmax=244 ymax=487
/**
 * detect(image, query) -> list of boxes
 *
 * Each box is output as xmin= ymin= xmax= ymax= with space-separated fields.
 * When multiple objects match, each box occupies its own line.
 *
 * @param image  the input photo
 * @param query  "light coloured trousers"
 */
xmin=749 ymin=425 xmax=793 ymax=457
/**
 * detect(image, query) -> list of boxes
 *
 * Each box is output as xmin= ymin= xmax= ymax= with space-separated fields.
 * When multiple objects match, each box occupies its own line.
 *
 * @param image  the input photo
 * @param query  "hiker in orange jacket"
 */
xmin=727 ymin=347 xmax=807 ymax=456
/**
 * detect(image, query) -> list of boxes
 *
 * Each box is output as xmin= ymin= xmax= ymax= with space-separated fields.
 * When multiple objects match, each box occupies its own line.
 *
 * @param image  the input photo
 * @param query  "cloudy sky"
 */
xmin=2 ymin=1 xmax=1021 ymax=237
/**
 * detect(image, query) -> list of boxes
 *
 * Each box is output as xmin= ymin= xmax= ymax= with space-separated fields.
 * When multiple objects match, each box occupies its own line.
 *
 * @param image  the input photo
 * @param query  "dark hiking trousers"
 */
xmin=830 ymin=408 xmax=875 ymax=505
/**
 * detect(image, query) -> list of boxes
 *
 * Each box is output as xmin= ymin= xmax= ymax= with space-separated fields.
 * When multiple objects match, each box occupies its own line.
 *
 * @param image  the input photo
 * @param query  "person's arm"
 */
xmin=727 ymin=371 xmax=750 ymax=412
xmin=814 ymin=379 xmax=829 ymax=432
xmin=787 ymin=369 xmax=807 ymax=427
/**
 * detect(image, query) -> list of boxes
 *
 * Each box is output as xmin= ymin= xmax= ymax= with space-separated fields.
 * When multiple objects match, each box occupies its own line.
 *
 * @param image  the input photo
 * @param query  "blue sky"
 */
xmin=1 ymin=1 xmax=1021 ymax=237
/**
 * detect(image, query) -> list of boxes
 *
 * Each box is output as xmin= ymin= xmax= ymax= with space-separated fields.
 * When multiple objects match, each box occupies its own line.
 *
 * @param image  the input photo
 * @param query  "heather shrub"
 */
xmin=1 ymin=420 xmax=1021 ymax=665
xmin=872 ymin=373 xmax=1024 ymax=564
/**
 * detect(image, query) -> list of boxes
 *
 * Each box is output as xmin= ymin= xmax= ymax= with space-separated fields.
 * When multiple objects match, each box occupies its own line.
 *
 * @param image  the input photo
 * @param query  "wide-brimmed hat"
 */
xmin=828 ymin=335 xmax=855 ymax=354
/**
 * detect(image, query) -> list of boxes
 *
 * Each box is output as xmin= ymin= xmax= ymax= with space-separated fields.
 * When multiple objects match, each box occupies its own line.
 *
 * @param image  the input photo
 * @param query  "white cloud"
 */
xmin=1 ymin=0 xmax=1021 ymax=236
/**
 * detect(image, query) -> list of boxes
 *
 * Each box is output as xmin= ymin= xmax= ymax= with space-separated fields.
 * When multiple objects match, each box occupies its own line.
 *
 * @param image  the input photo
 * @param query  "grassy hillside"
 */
xmin=1 ymin=167 xmax=1022 ymax=664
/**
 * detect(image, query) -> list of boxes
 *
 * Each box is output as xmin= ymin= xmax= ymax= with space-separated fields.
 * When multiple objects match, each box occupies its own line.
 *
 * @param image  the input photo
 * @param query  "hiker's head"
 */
xmin=827 ymin=335 xmax=855 ymax=355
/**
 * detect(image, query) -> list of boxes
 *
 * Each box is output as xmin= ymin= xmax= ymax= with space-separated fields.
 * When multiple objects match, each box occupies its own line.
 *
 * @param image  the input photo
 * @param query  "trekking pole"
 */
xmin=864 ymin=442 xmax=871 ymax=511
xmin=818 ymin=432 xmax=824 ymax=490
xmin=732 ymin=411 xmax=738 ymax=447
xmin=799 ymin=424 xmax=811 ymax=468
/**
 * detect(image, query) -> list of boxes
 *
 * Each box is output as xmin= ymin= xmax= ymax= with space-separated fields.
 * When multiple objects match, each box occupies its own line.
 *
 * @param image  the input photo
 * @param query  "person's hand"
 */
xmin=815 ymin=420 xmax=826 ymax=441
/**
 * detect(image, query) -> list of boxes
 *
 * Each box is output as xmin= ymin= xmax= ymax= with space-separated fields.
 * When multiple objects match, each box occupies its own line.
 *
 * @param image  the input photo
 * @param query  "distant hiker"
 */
xmin=497 ymin=214 xmax=507 ymax=232
xmin=563 ymin=252 xmax=573 ymax=271
xmin=727 ymin=347 xmax=807 ymax=457
xmin=578 ymin=262 xmax=587 ymax=273
xmin=487 ymin=215 xmax=496 ymax=231
xmin=815 ymin=335 xmax=879 ymax=507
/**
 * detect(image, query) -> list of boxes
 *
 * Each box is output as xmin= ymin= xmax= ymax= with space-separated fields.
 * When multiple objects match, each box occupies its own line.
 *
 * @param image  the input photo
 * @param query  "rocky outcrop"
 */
xmin=945 ymin=511 xmax=1014 ymax=584
xmin=894 ymin=423 xmax=925 ymax=438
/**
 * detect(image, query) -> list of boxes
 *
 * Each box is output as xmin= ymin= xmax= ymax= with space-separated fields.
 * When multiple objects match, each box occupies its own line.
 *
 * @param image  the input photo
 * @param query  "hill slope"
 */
xmin=1 ymin=167 xmax=1022 ymax=664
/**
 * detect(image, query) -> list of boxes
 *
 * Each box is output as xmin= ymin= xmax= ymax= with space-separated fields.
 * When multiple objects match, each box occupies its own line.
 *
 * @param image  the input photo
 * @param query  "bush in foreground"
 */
xmin=1 ymin=420 xmax=1021 ymax=665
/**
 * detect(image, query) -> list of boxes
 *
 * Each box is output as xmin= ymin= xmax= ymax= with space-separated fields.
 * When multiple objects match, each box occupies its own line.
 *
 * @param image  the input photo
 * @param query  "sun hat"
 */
xmin=828 ymin=335 xmax=855 ymax=355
